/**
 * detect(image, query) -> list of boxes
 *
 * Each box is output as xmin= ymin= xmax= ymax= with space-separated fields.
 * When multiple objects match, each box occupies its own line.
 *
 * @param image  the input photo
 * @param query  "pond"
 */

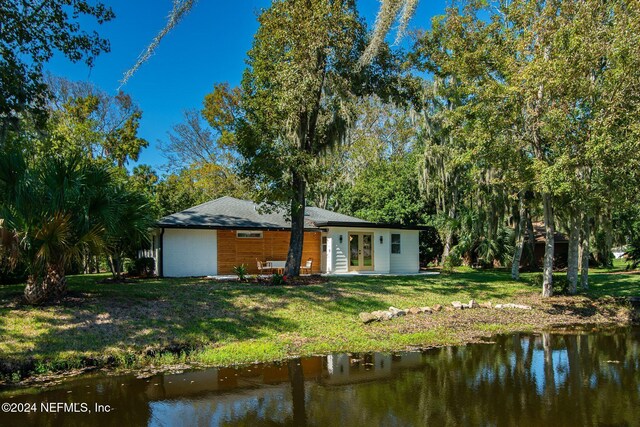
xmin=1 ymin=327 xmax=639 ymax=426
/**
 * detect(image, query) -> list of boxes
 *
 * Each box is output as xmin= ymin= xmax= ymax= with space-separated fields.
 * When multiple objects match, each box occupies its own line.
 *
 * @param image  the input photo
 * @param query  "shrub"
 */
xmin=124 ymin=258 xmax=135 ymax=275
xmin=528 ymin=273 xmax=570 ymax=295
xmin=232 ymin=264 xmax=248 ymax=281
xmin=126 ymin=257 xmax=155 ymax=277
xmin=0 ymin=261 xmax=27 ymax=284
xmin=441 ymin=254 xmax=461 ymax=274
xmin=270 ymin=273 xmax=288 ymax=286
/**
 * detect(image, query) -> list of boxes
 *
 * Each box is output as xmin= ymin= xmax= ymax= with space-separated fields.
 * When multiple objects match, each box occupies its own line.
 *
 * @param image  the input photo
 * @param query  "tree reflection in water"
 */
xmin=1 ymin=328 xmax=638 ymax=426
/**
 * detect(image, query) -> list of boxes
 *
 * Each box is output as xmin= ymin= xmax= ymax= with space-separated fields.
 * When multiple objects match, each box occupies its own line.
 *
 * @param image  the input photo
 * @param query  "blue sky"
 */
xmin=44 ymin=0 xmax=447 ymax=171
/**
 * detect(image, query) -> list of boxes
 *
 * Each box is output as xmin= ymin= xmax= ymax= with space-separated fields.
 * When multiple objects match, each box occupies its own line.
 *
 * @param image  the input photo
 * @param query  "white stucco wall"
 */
xmin=163 ymin=229 xmax=217 ymax=277
xmin=389 ymin=230 xmax=420 ymax=273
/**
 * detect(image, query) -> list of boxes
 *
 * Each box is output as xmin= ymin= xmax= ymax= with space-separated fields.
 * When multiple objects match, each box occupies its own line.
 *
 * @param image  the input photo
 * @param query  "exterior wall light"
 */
xmin=339 ymin=235 xmax=343 ymax=244
xmin=380 ymin=236 xmax=383 ymax=244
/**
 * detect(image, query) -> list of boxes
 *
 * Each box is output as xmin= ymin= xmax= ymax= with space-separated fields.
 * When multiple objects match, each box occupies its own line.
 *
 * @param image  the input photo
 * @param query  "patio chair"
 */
xmin=257 ymin=259 xmax=273 ymax=274
xmin=300 ymin=258 xmax=313 ymax=274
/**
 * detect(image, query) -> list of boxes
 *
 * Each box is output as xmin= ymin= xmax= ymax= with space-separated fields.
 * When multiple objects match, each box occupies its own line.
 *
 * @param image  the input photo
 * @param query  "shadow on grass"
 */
xmin=1 ymin=268 xmax=638 ymax=375
xmin=0 ymin=274 xmax=385 ymax=366
xmin=330 ymin=271 xmax=522 ymax=302
xmin=0 ymin=279 xmax=299 ymax=366
xmin=584 ymin=272 xmax=640 ymax=298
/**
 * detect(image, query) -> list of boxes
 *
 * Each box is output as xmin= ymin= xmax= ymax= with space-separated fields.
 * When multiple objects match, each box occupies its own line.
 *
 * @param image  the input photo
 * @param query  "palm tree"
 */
xmin=104 ymin=188 xmax=155 ymax=280
xmin=0 ymin=152 xmax=111 ymax=304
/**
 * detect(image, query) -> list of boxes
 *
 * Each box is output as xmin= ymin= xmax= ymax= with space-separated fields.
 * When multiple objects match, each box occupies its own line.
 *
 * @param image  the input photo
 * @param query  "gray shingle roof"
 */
xmin=157 ymin=196 xmax=370 ymax=230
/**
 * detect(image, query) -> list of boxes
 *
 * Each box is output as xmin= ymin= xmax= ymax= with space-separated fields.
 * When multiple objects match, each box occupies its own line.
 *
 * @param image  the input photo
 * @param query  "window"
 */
xmin=391 ymin=234 xmax=401 ymax=254
xmin=237 ymin=230 xmax=263 ymax=238
xmin=322 ymin=236 xmax=327 ymax=253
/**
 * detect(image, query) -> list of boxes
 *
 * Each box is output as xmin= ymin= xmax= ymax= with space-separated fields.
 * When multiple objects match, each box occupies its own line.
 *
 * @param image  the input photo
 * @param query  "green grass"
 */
xmin=0 ymin=266 xmax=638 ymax=381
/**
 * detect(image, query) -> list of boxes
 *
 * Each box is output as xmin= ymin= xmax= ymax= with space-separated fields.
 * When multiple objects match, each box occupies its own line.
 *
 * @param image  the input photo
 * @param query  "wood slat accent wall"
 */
xmin=217 ymin=230 xmax=322 ymax=274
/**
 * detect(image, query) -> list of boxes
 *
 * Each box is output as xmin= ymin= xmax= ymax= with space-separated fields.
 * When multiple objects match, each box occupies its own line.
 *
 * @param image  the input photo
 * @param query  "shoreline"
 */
xmin=2 ymin=293 xmax=637 ymax=389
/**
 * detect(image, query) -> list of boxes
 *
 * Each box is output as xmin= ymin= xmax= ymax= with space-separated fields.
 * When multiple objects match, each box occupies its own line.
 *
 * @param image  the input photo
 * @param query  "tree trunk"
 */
xmin=511 ymin=199 xmax=527 ymax=280
xmin=603 ymin=213 xmax=613 ymax=268
xmin=567 ymin=211 xmax=580 ymax=294
xmin=108 ymin=255 xmax=123 ymax=279
xmin=83 ymin=249 xmax=89 ymax=274
xmin=284 ymin=172 xmax=306 ymax=277
xmin=24 ymin=275 xmax=48 ymax=305
xmin=24 ymin=265 xmax=67 ymax=305
xmin=441 ymin=231 xmax=453 ymax=265
xmin=580 ymin=214 xmax=590 ymax=289
xmin=525 ymin=214 xmax=536 ymax=268
xmin=542 ymin=193 xmax=554 ymax=297
xmin=441 ymin=194 xmax=457 ymax=266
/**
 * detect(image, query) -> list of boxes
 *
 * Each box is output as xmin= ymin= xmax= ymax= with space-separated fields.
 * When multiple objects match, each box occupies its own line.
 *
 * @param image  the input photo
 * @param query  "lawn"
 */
xmin=0 ymin=266 xmax=638 ymax=383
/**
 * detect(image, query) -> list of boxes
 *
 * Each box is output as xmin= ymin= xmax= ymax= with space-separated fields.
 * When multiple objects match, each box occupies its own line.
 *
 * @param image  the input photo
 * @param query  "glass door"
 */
xmin=362 ymin=234 xmax=373 ymax=268
xmin=349 ymin=234 xmax=360 ymax=268
xmin=349 ymin=233 xmax=374 ymax=271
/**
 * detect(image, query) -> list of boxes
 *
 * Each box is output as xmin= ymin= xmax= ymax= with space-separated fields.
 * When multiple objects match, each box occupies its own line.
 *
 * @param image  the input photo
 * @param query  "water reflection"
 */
xmin=1 ymin=327 xmax=639 ymax=426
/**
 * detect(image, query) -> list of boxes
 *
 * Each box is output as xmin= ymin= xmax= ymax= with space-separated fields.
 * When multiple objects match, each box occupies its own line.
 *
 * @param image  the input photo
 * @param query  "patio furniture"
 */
xmin=300 ymin=258 xmax=313 ymax=274
xmin=257 ymin=259 xmax=273 ymax=274
xmin=267 ymin=260 xmax=286 ymax=274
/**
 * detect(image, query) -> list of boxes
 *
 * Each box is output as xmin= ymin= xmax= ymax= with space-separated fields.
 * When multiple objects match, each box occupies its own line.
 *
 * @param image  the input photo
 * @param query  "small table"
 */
xmin=267 ymin=260 xmax=286 ymax=274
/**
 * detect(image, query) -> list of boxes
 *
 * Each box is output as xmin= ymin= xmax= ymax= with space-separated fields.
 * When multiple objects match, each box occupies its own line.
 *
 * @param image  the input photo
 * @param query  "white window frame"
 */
xmin=391 ymin=233 xmax=401 ymax=254
xmin=237 ymin=230 xmax=263 ymax=239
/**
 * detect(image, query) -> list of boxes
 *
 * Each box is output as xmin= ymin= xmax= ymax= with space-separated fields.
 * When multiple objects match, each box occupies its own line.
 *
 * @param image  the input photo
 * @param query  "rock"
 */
xmin=479 ymin=302 xmax=492 ymax=309
xmin=445 ymin=307 xmax=454 ymax=312
xmin=493 ymin=303 xmax=532 ymax=310
xmin=371 ymin=310 xmax=384 ymax=319
xmin=420 ymin=306 xmax=433 ymax=313
xmin=389 ymin=306 xmax=406 ymax=317
xmin=372 ymin=310 xmax=394 ymax=320
xmin=408 ymin=307 xmax=422 ymax=315
xmin=469 ymin=299 xmax=479 ymax=309
xmin=505 ymin=303 xmax=532 ymax=310
xmin=451 ymin=301 xmax=463 ymax=309
xmin=433 ymin=304 xmax=443 ymax=312
xmin=359 ymin=312 xmax=378 ymax=324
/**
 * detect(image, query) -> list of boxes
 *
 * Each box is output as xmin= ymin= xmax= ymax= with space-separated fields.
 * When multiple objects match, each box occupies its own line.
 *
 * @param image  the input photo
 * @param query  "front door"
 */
xmin=321 ymin=235 xmax=328 ymax=273
xmin=349 ymin=233 xmax=374 ymax=271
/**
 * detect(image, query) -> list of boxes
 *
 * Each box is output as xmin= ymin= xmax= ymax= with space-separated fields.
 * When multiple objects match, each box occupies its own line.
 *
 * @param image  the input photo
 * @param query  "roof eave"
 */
xmin=313 ymin=221 xmax=430 ymax=231
xmin=155 ymin=223 xmax=323 ymax=232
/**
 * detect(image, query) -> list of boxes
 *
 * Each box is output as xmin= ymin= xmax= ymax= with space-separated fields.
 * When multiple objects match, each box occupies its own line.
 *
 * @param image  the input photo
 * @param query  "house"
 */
xmin=145 ymin=196 xmax=424 ymax=277
xmin=519 ymin=222 xmax=569 ymax=268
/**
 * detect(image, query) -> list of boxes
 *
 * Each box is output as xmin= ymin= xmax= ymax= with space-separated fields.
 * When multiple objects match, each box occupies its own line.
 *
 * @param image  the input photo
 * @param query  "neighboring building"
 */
xmin=520 ymin=222 xmax=569 ymax=268
xmin=144 ymin=196 xmax=424 ymax=277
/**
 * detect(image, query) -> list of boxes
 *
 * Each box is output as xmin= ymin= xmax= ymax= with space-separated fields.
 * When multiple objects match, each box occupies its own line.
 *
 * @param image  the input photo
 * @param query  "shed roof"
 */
xmin=532 ymin=222 xmax=569 ymax=243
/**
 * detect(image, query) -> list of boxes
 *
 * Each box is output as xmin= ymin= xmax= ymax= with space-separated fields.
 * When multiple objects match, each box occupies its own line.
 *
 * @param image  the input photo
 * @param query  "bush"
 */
xmin=270 ymin=273 xmax=288 ymax=286
xmin=232 ymin=264 xmax=248 ymax=281
xmin=124 ymin=258 xmax=135 ymax=275
xmin=528 ymin=273 xmax=570 ymax=295
xmin=126 ymin=257 xmax=155 ymax=277
xmin=420 ymin=226 xmax=443 ymax=267
xmin=441 ymin=254 xmax=461 ymax=274
xmin=0 ymin=260 xmax=27 ymax=284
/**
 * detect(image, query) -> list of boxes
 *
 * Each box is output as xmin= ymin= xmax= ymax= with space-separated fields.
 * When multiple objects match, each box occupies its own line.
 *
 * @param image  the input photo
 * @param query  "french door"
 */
xmin=349 ymin=233 xmax=374 ymax=271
